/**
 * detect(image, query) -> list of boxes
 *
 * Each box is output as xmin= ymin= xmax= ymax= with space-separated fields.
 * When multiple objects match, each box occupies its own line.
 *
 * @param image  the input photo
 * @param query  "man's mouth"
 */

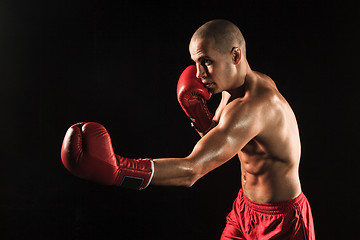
xmin=203 ymin=82 xmax=214 ymax=88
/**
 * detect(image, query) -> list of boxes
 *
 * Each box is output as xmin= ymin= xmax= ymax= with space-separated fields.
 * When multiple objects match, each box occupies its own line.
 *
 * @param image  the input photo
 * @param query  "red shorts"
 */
xmin=221 ymin=189 xmax=315 ymax=240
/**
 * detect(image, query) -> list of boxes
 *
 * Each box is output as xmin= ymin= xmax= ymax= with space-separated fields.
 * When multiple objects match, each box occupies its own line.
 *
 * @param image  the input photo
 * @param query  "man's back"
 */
xmin=214 ymin=71 xmax=302 ymax=203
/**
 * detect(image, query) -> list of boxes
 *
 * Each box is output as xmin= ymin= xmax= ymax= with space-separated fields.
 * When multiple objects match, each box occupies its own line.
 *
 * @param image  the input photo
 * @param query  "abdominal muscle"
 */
xmin=238 ymin=141 xmax=302 ymax=203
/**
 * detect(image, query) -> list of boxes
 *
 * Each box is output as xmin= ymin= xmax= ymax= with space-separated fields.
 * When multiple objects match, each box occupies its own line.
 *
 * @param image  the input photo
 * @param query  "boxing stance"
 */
xmin=61 ymin=20 xmax=315 ymax=239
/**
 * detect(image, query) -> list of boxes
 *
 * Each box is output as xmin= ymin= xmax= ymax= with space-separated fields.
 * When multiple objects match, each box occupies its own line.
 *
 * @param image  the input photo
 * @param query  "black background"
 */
xmin=1 ymin=0 xmax=359 ymax=239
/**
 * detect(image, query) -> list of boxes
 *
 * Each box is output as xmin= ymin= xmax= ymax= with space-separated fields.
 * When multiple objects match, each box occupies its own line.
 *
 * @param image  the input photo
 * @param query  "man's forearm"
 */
xmin=196 ymin=120 xmax=218 ymax=137
xmin=151 ymin=157 xmax=199 ymax=187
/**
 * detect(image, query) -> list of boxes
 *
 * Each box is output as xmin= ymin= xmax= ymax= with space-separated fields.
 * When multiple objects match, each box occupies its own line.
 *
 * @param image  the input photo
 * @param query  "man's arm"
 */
xmin=151 ymin=100 xmax=263 ymax=187
xmin=195 ymin=121 xmax=217 ymax=137
xmin=60 ymin=100 xmax=264 ymax=190
xmin=196 ymin=92 xmax=231 ymax=137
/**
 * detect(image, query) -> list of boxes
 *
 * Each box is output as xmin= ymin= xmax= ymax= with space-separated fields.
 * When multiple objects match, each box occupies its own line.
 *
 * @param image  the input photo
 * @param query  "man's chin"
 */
xmin=209 ymin=88 xmax=221 ymax=94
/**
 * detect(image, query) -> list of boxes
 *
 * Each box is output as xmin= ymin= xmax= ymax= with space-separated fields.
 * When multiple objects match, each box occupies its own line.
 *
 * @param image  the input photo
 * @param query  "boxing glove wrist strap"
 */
xmin=115 ymin=156 xmax=154 ymax=190
xmin=187 ymin=96 xmax=213 ymax=133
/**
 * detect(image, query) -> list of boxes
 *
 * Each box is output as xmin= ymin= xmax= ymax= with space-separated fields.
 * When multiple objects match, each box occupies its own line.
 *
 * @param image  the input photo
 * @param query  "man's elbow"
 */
xmin=182 ymin=175 xmax=199 ymax=188
xmin=183 ymin=177 xmax=197 ymax=188
xmin=182 ymin=160 xmax=204 ymax=187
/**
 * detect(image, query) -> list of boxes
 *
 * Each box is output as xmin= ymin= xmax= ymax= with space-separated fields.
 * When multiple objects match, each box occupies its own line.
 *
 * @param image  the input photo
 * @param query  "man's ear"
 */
xmin=231 ymin=47 xmax=241 ymax=65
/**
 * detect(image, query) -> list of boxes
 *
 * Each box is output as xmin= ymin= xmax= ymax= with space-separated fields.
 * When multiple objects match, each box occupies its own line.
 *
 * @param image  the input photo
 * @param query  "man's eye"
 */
xmin=203 ymin=59 xmax=212 ymax=65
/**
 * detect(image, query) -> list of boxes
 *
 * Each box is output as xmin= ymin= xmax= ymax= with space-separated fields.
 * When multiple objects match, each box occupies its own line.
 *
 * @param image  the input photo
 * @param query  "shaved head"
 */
xmin=191 ymin=19 xmax=246 ymax=57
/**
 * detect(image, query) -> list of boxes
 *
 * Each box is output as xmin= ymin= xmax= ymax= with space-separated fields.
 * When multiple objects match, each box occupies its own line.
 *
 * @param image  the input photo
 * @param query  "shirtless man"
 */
xmin=61 ymin=20 xmax=315 ymax=239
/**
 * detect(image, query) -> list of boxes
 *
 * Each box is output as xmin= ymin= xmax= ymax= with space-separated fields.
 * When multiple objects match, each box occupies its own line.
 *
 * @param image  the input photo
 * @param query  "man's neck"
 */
xmin=226 ymin=63 xmax=252 ymax=102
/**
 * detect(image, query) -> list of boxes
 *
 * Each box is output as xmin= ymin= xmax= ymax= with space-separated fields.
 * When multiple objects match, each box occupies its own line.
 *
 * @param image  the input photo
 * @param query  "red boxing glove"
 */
xmin=61 ymin=122 xmax=154 ymax=190
xmin=177 ymin=65 xmax=213 ymax=133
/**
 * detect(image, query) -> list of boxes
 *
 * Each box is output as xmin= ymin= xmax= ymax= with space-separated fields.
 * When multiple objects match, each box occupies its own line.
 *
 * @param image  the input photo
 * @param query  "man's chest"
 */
xmin=238 ymin=139 xmax=272 ymax=175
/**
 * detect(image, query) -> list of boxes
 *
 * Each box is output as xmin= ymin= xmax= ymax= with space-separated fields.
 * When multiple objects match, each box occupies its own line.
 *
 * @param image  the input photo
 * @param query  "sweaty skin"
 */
xmin=152 ymin=20 xmax=302 ymax=203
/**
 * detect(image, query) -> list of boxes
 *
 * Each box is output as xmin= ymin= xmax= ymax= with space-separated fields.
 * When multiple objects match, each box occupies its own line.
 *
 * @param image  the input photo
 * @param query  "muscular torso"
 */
xmin=213 ymin=71 xmax=302 ymax=203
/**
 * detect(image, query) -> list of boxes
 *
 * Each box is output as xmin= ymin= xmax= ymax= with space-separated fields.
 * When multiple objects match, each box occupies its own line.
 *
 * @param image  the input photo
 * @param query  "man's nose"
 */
xmin=196 ymin=64 xmax=207 ymax=79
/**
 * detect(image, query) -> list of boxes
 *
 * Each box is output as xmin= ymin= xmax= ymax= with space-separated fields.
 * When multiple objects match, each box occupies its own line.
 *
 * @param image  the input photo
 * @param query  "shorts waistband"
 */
xmin=240 ymin=188 xmax=306 ymax=214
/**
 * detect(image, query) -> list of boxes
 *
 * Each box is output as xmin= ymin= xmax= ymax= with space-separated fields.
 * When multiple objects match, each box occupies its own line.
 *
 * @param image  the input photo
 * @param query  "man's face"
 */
xmin=189 ymin=37 xmax=234 ymax=94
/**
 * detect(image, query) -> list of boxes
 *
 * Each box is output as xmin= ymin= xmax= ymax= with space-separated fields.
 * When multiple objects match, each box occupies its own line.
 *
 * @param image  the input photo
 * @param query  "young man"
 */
xmin=61 ymin=19 xmax=315 ymax=239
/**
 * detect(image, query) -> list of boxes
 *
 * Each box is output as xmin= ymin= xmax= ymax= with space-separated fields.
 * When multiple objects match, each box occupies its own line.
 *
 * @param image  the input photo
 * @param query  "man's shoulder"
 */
xmin=247 ymin=72 xmax=287 ymax=114
xmin=251 ymin=72 xmax=279 ymax=97
xmin=219 ymin=96 xmax=262 ymax=129
xmin=221 ymin=86 xmax=284 ymax=128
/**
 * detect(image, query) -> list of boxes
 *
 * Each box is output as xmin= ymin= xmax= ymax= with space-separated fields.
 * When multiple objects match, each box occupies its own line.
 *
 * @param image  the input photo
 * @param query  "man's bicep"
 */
xmin=187 ymin=113 xmax=258 ymax=176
